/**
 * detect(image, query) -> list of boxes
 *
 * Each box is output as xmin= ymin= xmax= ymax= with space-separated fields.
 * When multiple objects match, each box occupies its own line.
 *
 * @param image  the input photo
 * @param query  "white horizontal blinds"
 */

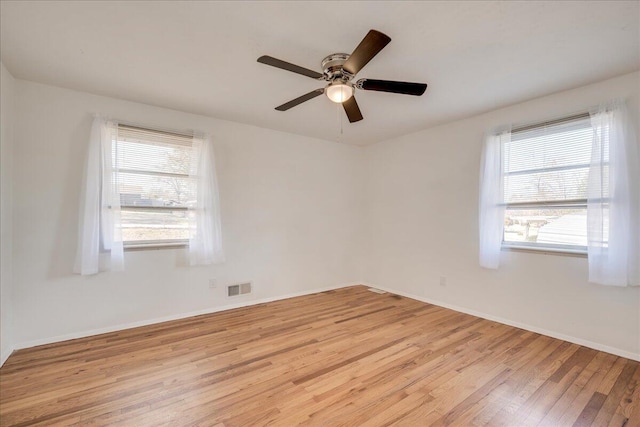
xmin=115 ymin=125 xmax=196 ymax=209
xmin=114 ymin=125 xmax=196 ymax=243
xmin=501 ymin=113 xmax=606 ymax=249
xmin=117 ymin=125 xmax=193 ymax=147
xmin=503 ymin=115 xmax=602 ymax=204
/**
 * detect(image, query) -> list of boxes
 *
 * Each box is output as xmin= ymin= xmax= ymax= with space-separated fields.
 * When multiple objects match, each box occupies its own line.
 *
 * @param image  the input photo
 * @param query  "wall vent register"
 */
xmin=228 ymin=282 xmax=252 ymax=297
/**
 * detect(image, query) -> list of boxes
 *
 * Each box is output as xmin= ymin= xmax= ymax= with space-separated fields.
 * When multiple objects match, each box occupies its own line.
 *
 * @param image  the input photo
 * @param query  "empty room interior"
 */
xmin=1 ymin=1 xmax=640 ymax=426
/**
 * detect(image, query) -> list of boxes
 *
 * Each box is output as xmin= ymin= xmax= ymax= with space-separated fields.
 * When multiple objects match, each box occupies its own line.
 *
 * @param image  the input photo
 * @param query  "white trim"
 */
xmin=502 ymin=245 xmax=588 ymax=258
xmin=13 ymin=282 xmax=359 ymax=351
xmin=364 ymin=283 xmax=640 ymax=362
xmin=14 ymin=281 xmax=637 ymax=363
xmin=502 ymin=243 xmax=587 ymax=256
xmin=1 ymin=346 xmax=14 ymax=367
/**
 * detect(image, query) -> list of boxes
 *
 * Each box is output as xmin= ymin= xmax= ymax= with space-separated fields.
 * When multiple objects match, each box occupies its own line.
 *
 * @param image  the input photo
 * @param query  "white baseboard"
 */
xmin=0 ymin=346 xmax=13 ymax=368
xmin=13 ymin=282 xmax=359 ymax=351
xmin=14 ymin=281 xmax=636 ymax=363
xmin=365 ymin=283 xmax=640 ymax=362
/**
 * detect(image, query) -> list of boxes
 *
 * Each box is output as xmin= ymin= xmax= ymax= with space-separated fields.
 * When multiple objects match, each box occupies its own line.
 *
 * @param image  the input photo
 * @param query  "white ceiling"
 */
xmin=1 ymin=1 xmax=638 ymax=145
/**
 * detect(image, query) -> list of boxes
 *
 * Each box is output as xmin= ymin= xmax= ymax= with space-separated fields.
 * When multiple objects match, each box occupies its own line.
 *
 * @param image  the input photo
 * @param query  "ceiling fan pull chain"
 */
xmin=336 ymin=103 xmax=342 ymax=142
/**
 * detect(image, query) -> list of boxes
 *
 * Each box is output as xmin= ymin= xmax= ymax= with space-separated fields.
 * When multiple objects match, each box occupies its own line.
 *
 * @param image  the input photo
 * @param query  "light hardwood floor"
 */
xmin=0 ymin=286 xmax=638 ymax=426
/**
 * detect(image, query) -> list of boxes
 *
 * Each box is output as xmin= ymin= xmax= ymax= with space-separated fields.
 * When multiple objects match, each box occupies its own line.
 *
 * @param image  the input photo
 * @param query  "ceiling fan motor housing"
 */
xmin=321 ymin=53 xmax=352 ymax=81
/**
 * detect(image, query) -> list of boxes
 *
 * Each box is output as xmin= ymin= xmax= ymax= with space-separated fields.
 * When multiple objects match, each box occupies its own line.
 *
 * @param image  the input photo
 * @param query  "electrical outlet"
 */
xmin=209 ymin=279 xmax=217 ymax=289
xmin=439 ymin=276 xmax=447 ymax=287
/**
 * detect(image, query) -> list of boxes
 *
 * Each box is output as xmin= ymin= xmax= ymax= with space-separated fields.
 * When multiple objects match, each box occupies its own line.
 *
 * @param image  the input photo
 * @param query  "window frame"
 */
xmin=114 ymin=124 xmax=195 ymax=250
xmin=500 ymin=112 xmax=601 ymax=255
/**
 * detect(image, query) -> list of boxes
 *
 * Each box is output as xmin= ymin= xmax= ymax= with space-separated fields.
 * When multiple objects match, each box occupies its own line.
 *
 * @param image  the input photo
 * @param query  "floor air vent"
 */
xmin=228 ymin=282 xmax=252 ymax=297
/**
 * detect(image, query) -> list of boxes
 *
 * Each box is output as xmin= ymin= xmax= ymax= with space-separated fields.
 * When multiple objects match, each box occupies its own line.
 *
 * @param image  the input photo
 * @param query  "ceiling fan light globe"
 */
xmin=326 ymin=83 xmax=353 ymax=103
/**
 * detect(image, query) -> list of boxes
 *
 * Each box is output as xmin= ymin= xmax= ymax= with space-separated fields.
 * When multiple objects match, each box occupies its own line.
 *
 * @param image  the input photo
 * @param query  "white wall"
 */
xmin=7 ymin=71 xmax=639 ymax=362
xmin=1 ymin=63 xmax=16 ymax=364
xmin=11 ymin=80 xmax=365 ymax=347
xmin=364 ymin=71 xmax=640 ymax=359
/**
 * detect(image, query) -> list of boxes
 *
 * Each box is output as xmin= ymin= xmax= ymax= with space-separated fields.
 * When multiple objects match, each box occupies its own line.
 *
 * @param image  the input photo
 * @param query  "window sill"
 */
xmin=124 ymin=242 xmax=188 ymax=251
xmin=502 ymin=244 xmax=587 ymax=258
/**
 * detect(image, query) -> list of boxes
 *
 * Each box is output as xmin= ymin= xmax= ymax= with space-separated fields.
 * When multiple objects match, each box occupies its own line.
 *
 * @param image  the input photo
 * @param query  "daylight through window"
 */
xmin=115 ymin=125 xmax=196 ymax=246
xmin=502 ymin=114 xmax=607 ymax=252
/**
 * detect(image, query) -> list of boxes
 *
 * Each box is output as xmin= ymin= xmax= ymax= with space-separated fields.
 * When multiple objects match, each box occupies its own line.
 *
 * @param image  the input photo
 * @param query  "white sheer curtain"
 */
xmin=587 ymin=100 xmax=640 ymax=286
xmin=74 ymin=117 xmax=124 ymax=275
xmin=188 ymin=134 xmax=224 ymax=265
xmin=479 ymin=130 xmax=510 ymax=269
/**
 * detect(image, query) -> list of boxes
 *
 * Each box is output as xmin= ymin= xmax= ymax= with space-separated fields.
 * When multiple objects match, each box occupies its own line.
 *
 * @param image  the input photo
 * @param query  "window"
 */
xmin=480 ymin=100 xmax=638 ymax=282
xmin=115 ymin=125 xmax=196 ymax=247
xmin=75 ymin=117 xmax=223 ymax=275
xmin=501 ymin=113 xmax=605 ymax=253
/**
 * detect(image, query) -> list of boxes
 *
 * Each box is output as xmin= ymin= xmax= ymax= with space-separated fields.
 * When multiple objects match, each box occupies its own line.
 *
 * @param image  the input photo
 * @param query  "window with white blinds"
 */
xmin=115 ymin=125 xmax=196 ymax=246
xmin=502 ymin=113 xmax=606 ymax=251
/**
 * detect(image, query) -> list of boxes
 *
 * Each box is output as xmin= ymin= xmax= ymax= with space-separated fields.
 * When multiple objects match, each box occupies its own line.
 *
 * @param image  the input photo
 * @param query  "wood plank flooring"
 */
xmin=1 ymin=286 xmax=638 ymax=426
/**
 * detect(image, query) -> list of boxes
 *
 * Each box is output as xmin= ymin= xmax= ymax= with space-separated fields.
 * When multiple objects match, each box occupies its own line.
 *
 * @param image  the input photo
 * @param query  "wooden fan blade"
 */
xmin=342 ymin=30 xmax=391 ymax=76
xmin=258 ymin=56 xmax=324 ymax=79
xmin=357 ymin=79 xmax=427 ymax=96
xmin=275 ymin=89 xmax=325 ymax=111
xmin=343 ymin=96 xmax=363 ymax=123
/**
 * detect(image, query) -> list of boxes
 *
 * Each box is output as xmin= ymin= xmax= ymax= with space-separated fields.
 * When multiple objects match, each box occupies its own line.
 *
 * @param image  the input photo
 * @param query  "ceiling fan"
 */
xmin=257 ymin=29 xmax=427 ymax=123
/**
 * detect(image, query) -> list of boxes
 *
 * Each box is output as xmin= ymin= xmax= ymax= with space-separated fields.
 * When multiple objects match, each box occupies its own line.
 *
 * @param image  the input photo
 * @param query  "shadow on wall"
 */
xmin=47 ymin=115 xmax=92 ymax=280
